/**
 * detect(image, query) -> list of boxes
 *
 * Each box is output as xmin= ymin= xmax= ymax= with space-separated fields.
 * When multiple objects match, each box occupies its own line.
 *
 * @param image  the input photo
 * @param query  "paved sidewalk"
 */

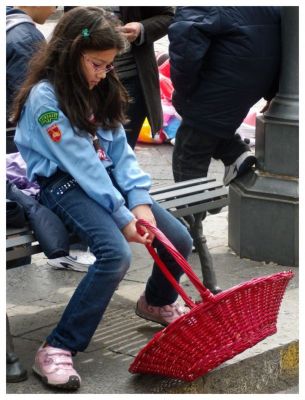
xmin=6 ymin=143 xmax=299 ymax=394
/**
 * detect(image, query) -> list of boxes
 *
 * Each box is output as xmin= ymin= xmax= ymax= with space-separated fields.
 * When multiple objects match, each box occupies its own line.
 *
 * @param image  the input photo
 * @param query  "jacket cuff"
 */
xmin=134 ymin=23 xmax=145 ymax=45
xmin=112 ymin=205 xmax=134 ymax=229
xmin=128 ymin=189 xmax=153 ymax=210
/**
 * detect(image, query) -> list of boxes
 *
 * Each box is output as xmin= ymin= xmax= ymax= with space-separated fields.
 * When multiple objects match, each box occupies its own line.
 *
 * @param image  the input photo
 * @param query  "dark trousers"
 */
xmin=121 ymin=75 xmax=147 ymax=149
xmin=173 ymin=121 xmax=250 ymax=182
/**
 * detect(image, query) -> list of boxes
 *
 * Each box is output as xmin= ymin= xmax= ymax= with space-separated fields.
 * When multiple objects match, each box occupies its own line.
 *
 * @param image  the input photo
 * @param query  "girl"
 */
xmin=11 ymin=7 xmax=192 ymax=390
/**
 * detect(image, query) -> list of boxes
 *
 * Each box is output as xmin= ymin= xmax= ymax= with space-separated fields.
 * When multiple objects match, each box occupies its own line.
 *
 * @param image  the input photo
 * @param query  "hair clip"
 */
xmin=81 ymin=28 xmax=90 ymax=39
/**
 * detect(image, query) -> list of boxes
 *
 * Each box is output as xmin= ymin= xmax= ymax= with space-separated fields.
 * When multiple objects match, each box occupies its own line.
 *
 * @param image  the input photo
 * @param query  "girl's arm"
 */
xmin=107 ymin=124 xmax=153 ymax=211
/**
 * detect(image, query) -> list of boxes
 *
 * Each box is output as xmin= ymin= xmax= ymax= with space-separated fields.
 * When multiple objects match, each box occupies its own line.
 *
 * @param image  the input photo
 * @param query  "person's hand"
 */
xmin=119 ymin=22 xmax=141 ymax=43
xmin=121 ymin=219 xmax=151 ymax=244
xmin=131 ymin=204 xmax=156 ymax=244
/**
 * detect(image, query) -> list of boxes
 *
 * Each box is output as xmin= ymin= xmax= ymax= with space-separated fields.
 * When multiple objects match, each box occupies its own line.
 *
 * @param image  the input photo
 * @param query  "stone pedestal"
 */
xmin=228 ymin=171 xmax=298 ymax=266
xmin=255 ymin=116 xmax=298 ymax=177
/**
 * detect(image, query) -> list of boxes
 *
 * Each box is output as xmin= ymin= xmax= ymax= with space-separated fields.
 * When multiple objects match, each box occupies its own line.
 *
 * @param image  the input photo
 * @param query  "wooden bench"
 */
xmin=7 ymin=226 xmax=42 ymax=268
xmin=6 ymin=177 xmax=228 ymax=381
xmin=7 ymin=177 xmax=228 ymax=283
xmin=6 ymin=175 xmax=228 ymax=297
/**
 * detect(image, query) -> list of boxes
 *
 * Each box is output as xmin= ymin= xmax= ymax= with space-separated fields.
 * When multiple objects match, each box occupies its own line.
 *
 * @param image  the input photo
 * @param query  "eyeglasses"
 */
xmin=82 ymin=54 xmax=114 ymax=74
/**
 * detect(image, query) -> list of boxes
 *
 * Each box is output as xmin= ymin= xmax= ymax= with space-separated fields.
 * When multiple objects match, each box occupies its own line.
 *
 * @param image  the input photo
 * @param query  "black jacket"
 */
xmin=6 ymin=8 xmax=46 ymax=153
xmin=6 ymin=8 xmax=45 ymax=124
xmin=169 ymin=6 xmax=281 ymax=138
xmin=6 ymin=180 xmax=70 ymax=259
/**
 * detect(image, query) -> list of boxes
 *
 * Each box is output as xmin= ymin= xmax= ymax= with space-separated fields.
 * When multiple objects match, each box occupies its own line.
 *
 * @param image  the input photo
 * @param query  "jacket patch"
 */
xmin=47 ymin=124 xmax=62 ymax=142
xmin=38 ymin=111 xmax=59 ymax=126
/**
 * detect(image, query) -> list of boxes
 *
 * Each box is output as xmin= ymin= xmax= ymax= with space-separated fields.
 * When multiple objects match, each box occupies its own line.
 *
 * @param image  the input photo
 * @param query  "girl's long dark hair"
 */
xmin=11 ymin=7 xmax=129 ymax=135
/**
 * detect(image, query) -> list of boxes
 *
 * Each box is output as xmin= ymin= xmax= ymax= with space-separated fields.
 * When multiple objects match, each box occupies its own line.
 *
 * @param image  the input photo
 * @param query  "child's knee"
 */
xmin=116 ymin=244 xmax=132 ymax=273
xmin=93 ymin=240 xmax=131 ymax=276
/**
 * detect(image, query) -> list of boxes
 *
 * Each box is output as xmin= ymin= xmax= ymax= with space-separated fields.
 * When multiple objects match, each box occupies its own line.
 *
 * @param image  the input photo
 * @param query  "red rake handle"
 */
xmin=136 ymin=219 xmax=216 ymax=308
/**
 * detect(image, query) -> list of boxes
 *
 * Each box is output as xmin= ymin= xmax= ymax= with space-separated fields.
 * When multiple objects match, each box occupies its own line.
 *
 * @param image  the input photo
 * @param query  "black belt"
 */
xmin=37 ymin=166 xmax=114 ymax=188
xmin=36 ymin=169 xmax=68 ymax=188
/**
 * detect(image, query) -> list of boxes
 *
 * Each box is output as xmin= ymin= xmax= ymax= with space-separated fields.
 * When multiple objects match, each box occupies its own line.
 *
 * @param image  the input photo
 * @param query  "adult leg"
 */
xmin=213 ymin=133 xmax=250 ymax=165
xmin=173 ymin=121 xmax=220 ymax=182
xmin=121 ymin=75 xmax=147 ymax=149
xmin=39 ymin=175 xmax=131 ymax=353
xmin=213 ymin=133 xmax=255 ymax=185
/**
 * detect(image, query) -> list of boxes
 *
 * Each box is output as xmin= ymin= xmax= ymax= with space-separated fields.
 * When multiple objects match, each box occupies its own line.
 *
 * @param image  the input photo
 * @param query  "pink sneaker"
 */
xmin=135 ymin=292 xmax=188 ymax=326
xmin=32 ymin=344 xmax=81 ymax=390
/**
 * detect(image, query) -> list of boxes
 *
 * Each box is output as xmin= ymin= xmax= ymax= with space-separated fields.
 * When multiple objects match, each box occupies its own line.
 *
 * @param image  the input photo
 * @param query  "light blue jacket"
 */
xmin=14 ymin=80 xmax=153 ymax=229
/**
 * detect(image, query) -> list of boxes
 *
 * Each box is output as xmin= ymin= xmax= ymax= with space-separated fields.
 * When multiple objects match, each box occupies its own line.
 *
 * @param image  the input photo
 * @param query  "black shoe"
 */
xmin=7 ymin=352 xmax=28 ymax=383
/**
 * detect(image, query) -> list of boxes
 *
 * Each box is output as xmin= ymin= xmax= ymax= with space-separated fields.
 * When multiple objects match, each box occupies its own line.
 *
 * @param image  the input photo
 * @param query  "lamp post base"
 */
xmin=228 ymin=170 xmax=298 ymax=267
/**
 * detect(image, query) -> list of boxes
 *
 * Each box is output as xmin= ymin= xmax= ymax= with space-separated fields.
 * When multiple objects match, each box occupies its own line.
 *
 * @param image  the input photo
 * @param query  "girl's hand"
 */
xmin=131 ymin=204 xmax=156 ymax=244
xmin=121 ymin=219 xmax=151 ymax=245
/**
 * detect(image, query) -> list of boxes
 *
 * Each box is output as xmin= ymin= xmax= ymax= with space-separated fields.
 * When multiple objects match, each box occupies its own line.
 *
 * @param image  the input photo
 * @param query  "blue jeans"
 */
xmin=39 ymin=172 xmax=192 ymax=352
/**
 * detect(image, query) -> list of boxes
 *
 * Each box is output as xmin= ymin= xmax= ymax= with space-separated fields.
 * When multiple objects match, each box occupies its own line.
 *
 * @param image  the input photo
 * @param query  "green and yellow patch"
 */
xmin=38 ymin=111 xmax=59 ymax=126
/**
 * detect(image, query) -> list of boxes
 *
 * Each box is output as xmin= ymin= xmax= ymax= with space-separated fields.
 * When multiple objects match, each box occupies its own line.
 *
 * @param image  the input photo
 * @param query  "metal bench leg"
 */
xmin=6 ymin=314 xmax=28 ymax=383
xmin=183 ymin=213 xmax=222 ymax=294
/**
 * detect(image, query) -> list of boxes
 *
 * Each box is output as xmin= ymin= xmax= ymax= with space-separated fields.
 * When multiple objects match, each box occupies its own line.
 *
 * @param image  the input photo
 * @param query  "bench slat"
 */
xmin=6 ymin=226 xmax=32 ymax=236
xmin=153 ymin=187 xmax=228 ymax=210
xmin=6 ymin=243 xmax=42 ymax=263
xmin=150 ymin=177 xmax=215 ymax=195
xmin=164 ymin=198 xmax=229 ymax=218
xmin=151 ymin=181 xmax=226 ymax=202
xmin=6 ymin=233 xmax=37 ymax=249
